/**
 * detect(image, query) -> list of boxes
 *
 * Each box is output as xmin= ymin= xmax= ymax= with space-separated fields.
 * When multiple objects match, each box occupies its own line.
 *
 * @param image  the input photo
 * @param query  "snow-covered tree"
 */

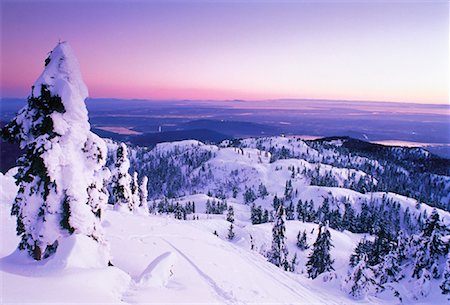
xmin=375 ymin=252 xmax=402 ymax=285
xmin=110 ymin=143 xmax=133 ymax=211
xmin=414 ymin=269 xmax=432 ymax=298
xmin=227 ymin=223 xmax=235 ymax=241
xmin=138 ymin=175 xmax=149 ymax=212
xmin=226 ymin=205 xmax=235 ymax=223
xmin=267 ymin=204 xmax=289 ymax=271
xmin=306 ymin=223 xmax=335 ymax=279
xmin=412 ymin=209 xmax=447 ymax=279
xmin=2 ymin=42 xmax=110 ymax=261
xmin=296 ymin=229 xmax=309 ymax=250
xmin=130 ymin=171 xmax=140 ymax=210
xmin=440 ymin=254 xmax=450 ymax=295
xmin=227 ymin=206 xmax=235 ymax=240
xmin=342 ymin=255 xmax=376 ymax=299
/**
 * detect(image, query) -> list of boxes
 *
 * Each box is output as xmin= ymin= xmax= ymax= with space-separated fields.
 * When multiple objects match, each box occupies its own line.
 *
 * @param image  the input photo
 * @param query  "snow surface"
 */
xmin=1 ymin=173 xmax=448 ymax=304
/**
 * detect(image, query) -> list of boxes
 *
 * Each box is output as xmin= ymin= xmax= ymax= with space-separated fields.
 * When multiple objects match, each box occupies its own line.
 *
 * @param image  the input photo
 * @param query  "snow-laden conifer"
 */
xmin=306 ymin=223 xmax=335 ymax=279
xmin=342 ymin=255 xmax=375 ymax=299
xmin=2 ymin=42 xmax=110 ymax=261
xmin=138 ymin=175 xmax=149 ymax=213
xmin=110 ymin=143 xmax=133 ymax=211
xmin=267 ymin=204 xmax=289 ymax=271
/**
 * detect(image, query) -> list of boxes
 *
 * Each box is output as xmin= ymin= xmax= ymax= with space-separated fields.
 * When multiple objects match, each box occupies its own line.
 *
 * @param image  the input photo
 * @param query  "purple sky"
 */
xmin=1 ymin=1 xmax=448 ymax=104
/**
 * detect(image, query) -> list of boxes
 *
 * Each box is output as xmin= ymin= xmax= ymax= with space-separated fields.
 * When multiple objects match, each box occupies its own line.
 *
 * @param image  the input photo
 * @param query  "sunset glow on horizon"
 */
xmin=1 ymin=1 xmax=448 ymax=104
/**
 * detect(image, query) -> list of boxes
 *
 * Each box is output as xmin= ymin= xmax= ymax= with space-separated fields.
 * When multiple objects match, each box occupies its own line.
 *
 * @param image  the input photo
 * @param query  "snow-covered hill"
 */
xmin=1 ymin=167 xmax=449 ymax=304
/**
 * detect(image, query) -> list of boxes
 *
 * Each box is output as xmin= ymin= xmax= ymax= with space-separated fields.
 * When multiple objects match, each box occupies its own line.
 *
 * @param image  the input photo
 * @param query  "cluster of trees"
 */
xmin=126 ymin=143 xmax=214 ymax=199
xmin=250 ymin=204 xmax=270 ymax=224
xmin=272 ymin=138 xmax=450 ymax=211
xmin=343 ymin=209 xmax=449 ymax=300
xmin=150 ymin=198 xmax=196 ymax=219
xmin=206 ymin=199 xmax=228 ymax=214
xmin=254 ymin=193 xmax=418 ymax=240
xmin=267 ymin=204 xmax=334 ymax=277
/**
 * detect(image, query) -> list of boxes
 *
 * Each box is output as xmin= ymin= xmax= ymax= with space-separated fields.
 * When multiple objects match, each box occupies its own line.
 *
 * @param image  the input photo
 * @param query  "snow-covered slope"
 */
xmin=0 ymin=179 xmax=357 ymax=304
xmin=1 ymin=166 xmax=448 ymax=304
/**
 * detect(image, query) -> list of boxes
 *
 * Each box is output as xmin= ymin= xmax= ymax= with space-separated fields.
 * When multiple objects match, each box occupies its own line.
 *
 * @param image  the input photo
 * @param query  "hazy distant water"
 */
xmin=2 ymin=98 xmax=449 ymax=149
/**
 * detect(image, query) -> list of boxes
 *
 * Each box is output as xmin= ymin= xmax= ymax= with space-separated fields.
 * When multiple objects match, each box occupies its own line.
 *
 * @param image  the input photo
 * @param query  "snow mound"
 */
xmin=137 ymin=251 xmax=178 ymax=287
xmin=0 ymin=168 xmax=18 ymax=205
xmin=46 ymin=234 xmax=109 ymax=270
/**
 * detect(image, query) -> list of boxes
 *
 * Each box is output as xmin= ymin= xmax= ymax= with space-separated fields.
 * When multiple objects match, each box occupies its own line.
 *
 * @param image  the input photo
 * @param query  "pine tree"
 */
xmin=250 ymin=204 xmax=262 ymax=224
xmin=227 ymin=223 xmax=235 ymax=240
xmin=414 ymin=269 xmax=432 ymax=298
xmin=226 ymin=205 xmax=235 ymax=240
xmin=375 ymin=252 xmax=402 ymax=285
xmin=284 ymin=179 xmax=293 ymax=200
xmin=258 ymin=183 xmax=268 ymax=199
xmin=138 ymin=175 xmax=148 ymax=212
xmin=296 ymin=229 xmax=309 ymax=250
xmin=286 ymin=201 xmax=295 ymax=220
xmin=318 ymin=197 xmax=330 ymax=223
xmin=2 ymin=42 xmax=110 ymax=261
xmin=110 ymin=143 xmax=133 ymax=211
xmin=130 ymin=171 xmax=140 ymax=210
xmin=369 ymin=225 xmax=393 ymax=266
xmin=412 ymin=209 xmax=447 ymax=278
xmin=267 ymin=204 xmax=289 ymax=271
xmin=290 ymin=253 xmax=298 ymax=272
xmin=306 ymin=223 xmax=335 ymax=279
xmin=226 ymin=205 xmax=235 ymax=223
xmin=342 ymin=203 xmax=356 ymax=231
xmin=342 ymin=255 xmax=375 ymax=299
xmin=440 ymin=254 xmax=450 ymax=295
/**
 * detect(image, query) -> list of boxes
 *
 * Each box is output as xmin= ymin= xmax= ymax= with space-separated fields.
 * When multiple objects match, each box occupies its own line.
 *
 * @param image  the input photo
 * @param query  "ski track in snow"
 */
xmin=161 ymin=238 xmax=238 ymax=305
xmin=227 ymin=242 xmax=339 ymax=305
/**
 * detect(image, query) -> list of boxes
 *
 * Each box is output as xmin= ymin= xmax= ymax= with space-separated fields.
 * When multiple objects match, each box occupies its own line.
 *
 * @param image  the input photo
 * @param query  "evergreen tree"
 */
xmin=227 ymin=223 xmax=235 ymax=240
xmin=290 ymin=253 xmax=298 ymax=272
xmin=440 ymin=254 xmax=450 ymax=295
xmin=284 ymin=179 xmax=293 ymax=200
xmin=273 ymin=195 xmax=281 ymax=212
xmin=2 ymin=42 xmax=110 ymax=261
xmin=262 ymin=209 xmax=269 ymax=223
xmin=258 ymin=183 xmax=268 ymax=199
xmin=296 ymin=229 xmax=309 ymax=250
xmin=296 ymin=199 xmax=305 ymax=221
xmin=226 ymin=205 xmax=235 ymax=240
xmin=412 ymin=209 xmax=447 ymax=278
xmin=342 ymin=255 xmax=375 ymax=299
xmin=286 ymin=201 xmax=295 ymax=220
xmin=130 ymin=171 xmax=140 ymax=210
xmin=350 ymin=238 xmax=373 ymax=267
xmin=138 ymin=175 xmax=148 ymax=212
xmin=226 ymin=205 xmax=235 ymax=223
xmin=369 ymin=225 xmax=393 ymax=266
xmin=318 ymin=197 xmax=330 ymax=223
xmin=414 ymin=269 xmax=432 ymax=298
xmin=244 ymin=187 xmax=257 ymax=204
xmin=250 ymin=204 xmax=262 ymax=224
xmin=306 ymin=223 xmax=335 ymax=279
xmin=375 ymin=252 xmax=402 ymax=285
xmin=342 ymin=203 xmax=356 ymax=231
xmin=110 ymin=143 xmax=133 ymax=211
xmin=267 ymin=204 xmax=289 ymax=271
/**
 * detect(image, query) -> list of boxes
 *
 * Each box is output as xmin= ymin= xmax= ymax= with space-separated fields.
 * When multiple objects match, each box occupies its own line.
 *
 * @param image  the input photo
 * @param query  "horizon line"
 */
xmin=1 ymin=96 xmax=449 ymax=107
